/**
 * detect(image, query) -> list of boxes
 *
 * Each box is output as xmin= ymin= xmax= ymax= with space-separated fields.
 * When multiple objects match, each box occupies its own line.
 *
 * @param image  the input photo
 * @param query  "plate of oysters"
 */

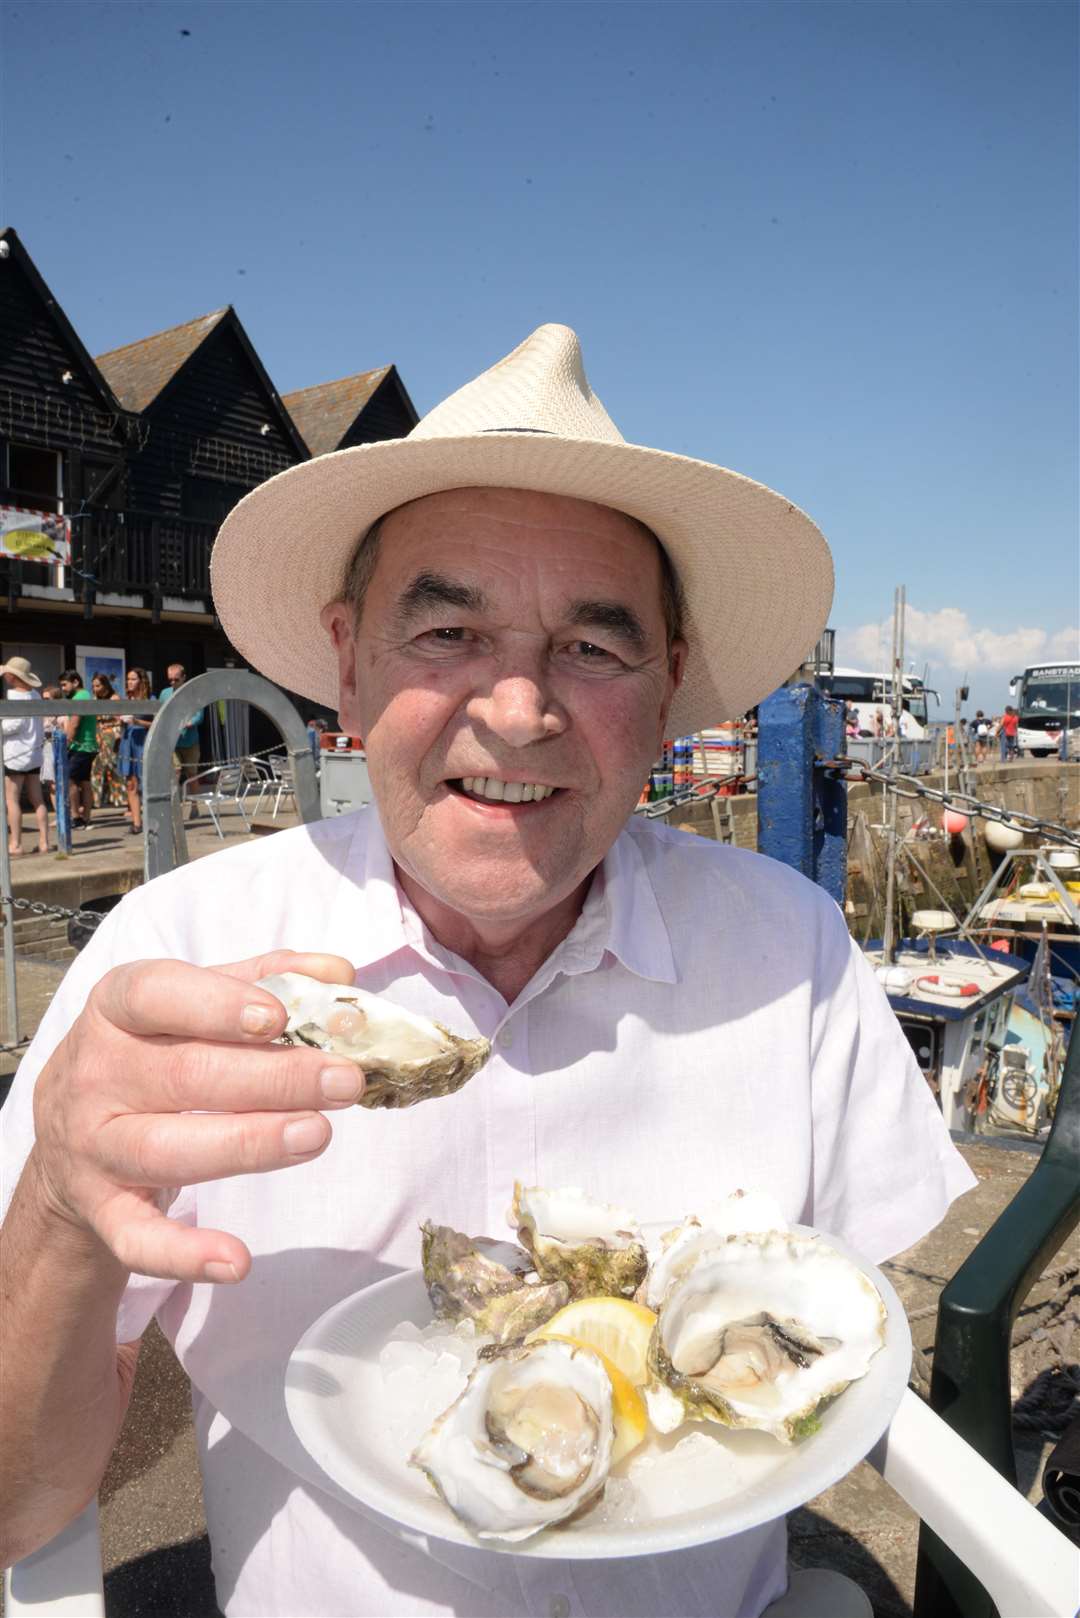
xmin=285 ymin=1180 xmax=911 ymax=1559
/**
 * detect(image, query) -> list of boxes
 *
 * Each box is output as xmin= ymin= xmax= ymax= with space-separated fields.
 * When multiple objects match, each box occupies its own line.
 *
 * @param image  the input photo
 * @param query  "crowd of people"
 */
xmin=0 ymin=657 xmax=204 ymax=851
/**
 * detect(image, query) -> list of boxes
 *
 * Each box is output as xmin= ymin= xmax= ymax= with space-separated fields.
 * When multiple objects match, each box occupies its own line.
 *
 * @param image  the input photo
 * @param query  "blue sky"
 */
xmin=3 ymin=0 xmax=1076 ymax=715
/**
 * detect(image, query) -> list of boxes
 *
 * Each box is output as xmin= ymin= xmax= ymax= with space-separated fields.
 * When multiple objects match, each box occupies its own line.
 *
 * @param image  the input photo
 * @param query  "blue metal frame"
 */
xmin=755 ymin=682 xmax=846 ymax=903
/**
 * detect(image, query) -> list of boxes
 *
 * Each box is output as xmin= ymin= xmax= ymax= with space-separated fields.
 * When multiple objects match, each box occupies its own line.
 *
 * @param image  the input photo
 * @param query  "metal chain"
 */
xmin=6 ymin=892 xmax=107 ymax=928
xmin=818 ymin=756 xmax=1080 ymax=847
xmin=635 ymin=777 xmax=756 ymax=818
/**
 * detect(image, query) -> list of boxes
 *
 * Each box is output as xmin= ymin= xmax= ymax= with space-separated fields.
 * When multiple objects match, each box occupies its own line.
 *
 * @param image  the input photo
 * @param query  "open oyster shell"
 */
xmin=645 ymin=1231 xmax=887 ymax=1444
xmin=411 ymin=1338 xmax=614 ymax=1541
xmin=256 ymin=972 xmax=490 ymax=1110
xmin=510 ymin=1184 xmax=648 ymax=1301
xmin=643 ymin=1189 xmax=791 ymax=1310
xmin=421 ymin=1222 xmax=569 ymax=1344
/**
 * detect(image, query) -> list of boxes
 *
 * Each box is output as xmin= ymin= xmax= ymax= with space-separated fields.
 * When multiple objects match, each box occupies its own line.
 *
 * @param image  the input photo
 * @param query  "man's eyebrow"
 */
xmin=567 ymin=599 xmax=649 ymax=653
xmin=395 ymin=571 xmax=488 ymax=621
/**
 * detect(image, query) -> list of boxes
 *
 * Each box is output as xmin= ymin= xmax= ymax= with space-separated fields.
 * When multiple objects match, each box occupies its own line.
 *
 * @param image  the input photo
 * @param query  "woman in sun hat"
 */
xmin=0 ymin=654 xmax=49 ymax=855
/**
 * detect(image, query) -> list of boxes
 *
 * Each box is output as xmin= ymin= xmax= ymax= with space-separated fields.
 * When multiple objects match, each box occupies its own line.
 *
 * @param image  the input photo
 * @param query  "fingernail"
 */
xmin=284 ymin=1116 xmax=329 ymax=1156
xmin=204 ymin=1261 xmax=239 ymax=1284
xmin=241 ymin=1003 xmax=276 ymax=1035
xmin=320 ymin=1065 xmax=362 ymax=1102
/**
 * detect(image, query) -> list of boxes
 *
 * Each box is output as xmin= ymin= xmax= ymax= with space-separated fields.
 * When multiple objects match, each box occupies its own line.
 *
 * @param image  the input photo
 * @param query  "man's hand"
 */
xmin=29 ymin=949 xmax=361 ymax=1285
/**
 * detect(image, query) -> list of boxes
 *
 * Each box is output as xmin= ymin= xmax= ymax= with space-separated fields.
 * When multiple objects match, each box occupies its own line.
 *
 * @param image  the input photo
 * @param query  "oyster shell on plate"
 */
xmin=421 ymin=1222 xmax=569 ymax=1344
xmin=412 ymin=1338 xmax=615 ymax=1541
xmin=643 ymin=1189 xmax=790 ymax=1310
xmin=645 ymin=1230 xmax=887 ymax=1444
xmin=511 ymin=1183 xmax=648 ymax=1300
xmin=256 ymin=972 xmax=490 ymax=1110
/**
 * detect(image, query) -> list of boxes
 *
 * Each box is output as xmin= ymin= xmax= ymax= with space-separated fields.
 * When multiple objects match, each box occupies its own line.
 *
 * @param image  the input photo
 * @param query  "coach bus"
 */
xmin=1009 ymin=661 xmax=1080 ymax=758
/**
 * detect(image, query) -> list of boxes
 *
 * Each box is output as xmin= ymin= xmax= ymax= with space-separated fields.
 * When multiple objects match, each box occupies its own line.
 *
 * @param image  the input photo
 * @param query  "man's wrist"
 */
xmin=18 ymin=1150 xmax=130 ymax=1285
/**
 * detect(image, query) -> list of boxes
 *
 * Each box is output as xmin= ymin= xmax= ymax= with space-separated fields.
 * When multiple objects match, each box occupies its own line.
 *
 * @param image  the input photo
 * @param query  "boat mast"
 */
xmin=882 ymin=584 xmax=905 ymax=964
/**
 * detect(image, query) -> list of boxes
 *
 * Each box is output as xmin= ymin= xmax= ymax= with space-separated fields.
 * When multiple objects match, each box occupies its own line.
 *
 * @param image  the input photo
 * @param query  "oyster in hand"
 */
xmin=256 ymin=972 xmax=490 ymax=1110
xmin=511 ymin=1183 xmax=648 ymax=1300
xmin=411 ymin=1338 xmax=614 ymax=1541
xmin=421 ymin=1222 xmax=569 ymax=1344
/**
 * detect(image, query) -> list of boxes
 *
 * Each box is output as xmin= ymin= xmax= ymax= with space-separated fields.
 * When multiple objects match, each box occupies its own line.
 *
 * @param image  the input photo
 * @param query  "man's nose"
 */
xmin=467 ymin=668 xmax=566 ymax=748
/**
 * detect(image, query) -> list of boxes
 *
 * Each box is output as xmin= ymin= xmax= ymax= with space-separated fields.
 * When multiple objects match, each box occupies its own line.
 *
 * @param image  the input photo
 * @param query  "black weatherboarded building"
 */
xmin=0 ymin=226 xmax=417 ymax=709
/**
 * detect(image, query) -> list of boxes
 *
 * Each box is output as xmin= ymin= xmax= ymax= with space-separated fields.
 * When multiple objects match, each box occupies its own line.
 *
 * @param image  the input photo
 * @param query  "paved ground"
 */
xmin=47 ymin=1140 xmax=1067 ymax=1617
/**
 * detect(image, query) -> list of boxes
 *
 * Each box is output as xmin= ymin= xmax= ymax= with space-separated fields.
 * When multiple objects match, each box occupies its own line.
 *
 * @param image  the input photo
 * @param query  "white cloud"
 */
xmin=838 ymin=607 xmax=1079 ymax=681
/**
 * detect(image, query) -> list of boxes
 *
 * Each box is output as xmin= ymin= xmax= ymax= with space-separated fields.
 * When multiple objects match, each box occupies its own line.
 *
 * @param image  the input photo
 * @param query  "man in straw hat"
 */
xmin=0 ymin=653 xmax=50 ymax=856
xmin=0 ymin=328 xmax=972 ymax=1616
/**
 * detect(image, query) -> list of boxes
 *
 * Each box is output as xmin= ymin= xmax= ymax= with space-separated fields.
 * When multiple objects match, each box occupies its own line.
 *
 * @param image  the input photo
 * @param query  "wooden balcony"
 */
xmin=0 ymin=499 xmax=217 ymax=618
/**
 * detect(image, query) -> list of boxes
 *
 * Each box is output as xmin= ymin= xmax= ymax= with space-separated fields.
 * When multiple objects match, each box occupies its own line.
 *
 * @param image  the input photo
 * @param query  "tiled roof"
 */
xmin=95 ymin=309 xmax=229 ymax=412
xmin=282 ymin=366 xmax=393 ymax=456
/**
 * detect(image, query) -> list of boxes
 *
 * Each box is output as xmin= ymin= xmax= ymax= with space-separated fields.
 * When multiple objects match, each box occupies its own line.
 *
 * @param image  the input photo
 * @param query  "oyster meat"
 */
xmin=511 ymin=1183 xmax=648 ymax=1300
xmin=412 ymin=1338 xmax=614 ymax=1541
xmin=256 ymin=972 xmax=490 ymax=1110
xmin=645 ymin=1231 xmax=887 ymax=1443
xmin=421 ymin=1222 xmax=569 ymax=1344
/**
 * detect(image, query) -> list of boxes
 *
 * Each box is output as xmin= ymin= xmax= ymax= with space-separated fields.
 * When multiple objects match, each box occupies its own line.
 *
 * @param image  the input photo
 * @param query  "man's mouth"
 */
xmin=448 ymin=776 xmax=560 ymax=805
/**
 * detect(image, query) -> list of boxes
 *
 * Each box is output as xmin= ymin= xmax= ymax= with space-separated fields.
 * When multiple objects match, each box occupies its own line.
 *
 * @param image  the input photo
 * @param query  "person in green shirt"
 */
xmin=59 ymin=670 xmax=98 ymax=829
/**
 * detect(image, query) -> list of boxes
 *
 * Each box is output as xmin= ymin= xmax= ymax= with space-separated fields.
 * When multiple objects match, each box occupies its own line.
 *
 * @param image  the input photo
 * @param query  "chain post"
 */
xmin=757 ymin=683 xmax=847 ymax=902
xmin=53 ymin=730 xmax=72 ymax=854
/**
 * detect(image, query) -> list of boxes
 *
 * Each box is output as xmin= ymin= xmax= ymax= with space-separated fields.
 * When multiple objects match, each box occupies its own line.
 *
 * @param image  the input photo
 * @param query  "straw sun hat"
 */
xmin=211 ymin=324 xmax=832 ymax=734
xmin=0 ymin=655 xmax=41 ymax=688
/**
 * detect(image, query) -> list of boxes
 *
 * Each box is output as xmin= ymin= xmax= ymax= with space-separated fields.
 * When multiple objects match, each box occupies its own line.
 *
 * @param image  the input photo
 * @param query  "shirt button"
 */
xmin=497 ymin=1027 xmax=514 ymax=1048
xmin=548 ymin=1598 xmax=571 ymax=1618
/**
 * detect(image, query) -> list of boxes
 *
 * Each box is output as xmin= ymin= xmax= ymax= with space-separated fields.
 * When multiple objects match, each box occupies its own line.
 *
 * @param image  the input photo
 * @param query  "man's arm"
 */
xmin=0 ymin=947 xmax=360 ymax=1564
xmin=0 ymin=1157 xmax=137 ymax=1565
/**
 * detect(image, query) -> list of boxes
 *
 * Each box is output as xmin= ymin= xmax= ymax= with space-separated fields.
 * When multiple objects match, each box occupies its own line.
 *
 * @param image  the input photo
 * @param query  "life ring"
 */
xmin=915 ymin=974 xmax=980 ymax=998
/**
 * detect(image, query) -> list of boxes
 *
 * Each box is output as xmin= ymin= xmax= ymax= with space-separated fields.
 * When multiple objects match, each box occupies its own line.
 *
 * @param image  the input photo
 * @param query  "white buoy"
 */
xmin=984 ymin=817 xmax=1025 ymax=852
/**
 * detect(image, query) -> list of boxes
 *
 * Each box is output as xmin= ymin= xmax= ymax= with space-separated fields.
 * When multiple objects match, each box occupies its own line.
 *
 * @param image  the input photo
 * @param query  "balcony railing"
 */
xmin=77 ymin=509 xmax=215 ymax=598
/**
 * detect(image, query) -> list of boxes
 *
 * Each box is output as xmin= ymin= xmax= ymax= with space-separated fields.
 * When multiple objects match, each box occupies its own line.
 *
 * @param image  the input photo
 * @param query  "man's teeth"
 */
xmin=459 ymin=777 xmax=556 ymax=803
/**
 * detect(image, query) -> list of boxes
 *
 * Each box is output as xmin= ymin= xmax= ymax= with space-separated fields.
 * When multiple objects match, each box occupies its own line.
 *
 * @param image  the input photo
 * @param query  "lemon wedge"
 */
xmin=538 ymin=1335 xmax=648 ymax=1464
xmin=529 ymin=1296 xmax=657 ymax=1387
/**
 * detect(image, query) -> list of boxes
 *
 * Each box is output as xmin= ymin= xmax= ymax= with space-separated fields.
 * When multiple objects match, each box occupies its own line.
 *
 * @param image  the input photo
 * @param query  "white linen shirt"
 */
xmin=1 ymin=687 xmax=44 ymax=771
xmin=0 ymin=808 xmax=974 ymax=1618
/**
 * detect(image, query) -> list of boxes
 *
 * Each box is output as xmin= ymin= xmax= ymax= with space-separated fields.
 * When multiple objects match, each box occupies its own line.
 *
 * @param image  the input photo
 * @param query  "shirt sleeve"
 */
xmin=0 ymin=897 xmax=182 ymax=1339
xmin=808 ymin=895 xmax=976 ymax=1262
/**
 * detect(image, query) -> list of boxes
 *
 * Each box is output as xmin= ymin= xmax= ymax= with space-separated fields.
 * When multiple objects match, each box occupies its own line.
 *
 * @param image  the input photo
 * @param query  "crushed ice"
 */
xmin=382 ymin=1316 xmax=743 ymax=1530
xmin=379 ymin=1316 xmax=483 ymax=1452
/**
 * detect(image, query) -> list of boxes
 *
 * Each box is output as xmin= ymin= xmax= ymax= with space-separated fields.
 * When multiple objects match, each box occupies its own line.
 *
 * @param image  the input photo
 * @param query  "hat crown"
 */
xmin=2 ymin=655 xmax=40 ymax=685
xmin=409 ymin=324 xmax=625 ymax=447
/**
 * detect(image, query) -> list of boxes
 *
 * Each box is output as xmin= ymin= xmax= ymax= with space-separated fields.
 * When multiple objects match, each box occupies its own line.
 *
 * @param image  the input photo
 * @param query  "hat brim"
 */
xmin=210 ymin=434 xmax=833 ymax=734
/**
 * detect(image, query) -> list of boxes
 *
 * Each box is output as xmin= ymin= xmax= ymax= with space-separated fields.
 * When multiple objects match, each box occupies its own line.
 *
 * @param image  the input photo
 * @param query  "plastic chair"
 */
xmin=913 ymin=1007 xmax=1080 ymax=1617
xmin=6 ymin=1389 xmax=1077 ymax=1617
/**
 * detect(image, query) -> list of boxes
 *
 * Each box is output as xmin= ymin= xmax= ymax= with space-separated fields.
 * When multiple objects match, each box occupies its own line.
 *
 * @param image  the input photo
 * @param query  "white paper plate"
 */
xmin=284 ymin=1227 xmax=911 ymax=1559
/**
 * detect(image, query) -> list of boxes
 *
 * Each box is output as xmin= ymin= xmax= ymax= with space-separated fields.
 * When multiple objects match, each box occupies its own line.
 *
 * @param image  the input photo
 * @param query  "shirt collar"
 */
xmin=328 ymin=808 xmax=677 ymax=985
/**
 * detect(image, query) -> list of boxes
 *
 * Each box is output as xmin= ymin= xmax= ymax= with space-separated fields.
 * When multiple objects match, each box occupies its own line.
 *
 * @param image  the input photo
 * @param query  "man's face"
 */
xmin=167 ymin=665 xmax=185 ymax=686
xmin=59 ymin=677 xmax=77 ymax=697
xmin=323 ymin=487 xmax=685 ymax=929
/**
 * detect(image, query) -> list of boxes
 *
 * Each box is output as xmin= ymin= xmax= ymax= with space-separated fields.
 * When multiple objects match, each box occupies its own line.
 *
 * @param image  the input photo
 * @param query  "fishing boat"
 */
xmin=864 ymin=912 xmax=1036 ymax=1137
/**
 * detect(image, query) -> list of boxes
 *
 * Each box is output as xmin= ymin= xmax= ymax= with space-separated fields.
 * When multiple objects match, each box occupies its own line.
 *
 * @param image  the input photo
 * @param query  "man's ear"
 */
xmin=656 ymin=638 xmax=688 ymax=747
xmin=319 ymin=601 xmax=363 ymax=734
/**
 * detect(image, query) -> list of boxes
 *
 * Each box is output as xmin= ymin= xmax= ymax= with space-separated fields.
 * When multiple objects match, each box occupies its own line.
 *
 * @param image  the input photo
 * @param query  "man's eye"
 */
xmin=568 ymin=640 xmax=619 ymax=662
xmin=414 ymin=626 xmax=476 ymax=650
